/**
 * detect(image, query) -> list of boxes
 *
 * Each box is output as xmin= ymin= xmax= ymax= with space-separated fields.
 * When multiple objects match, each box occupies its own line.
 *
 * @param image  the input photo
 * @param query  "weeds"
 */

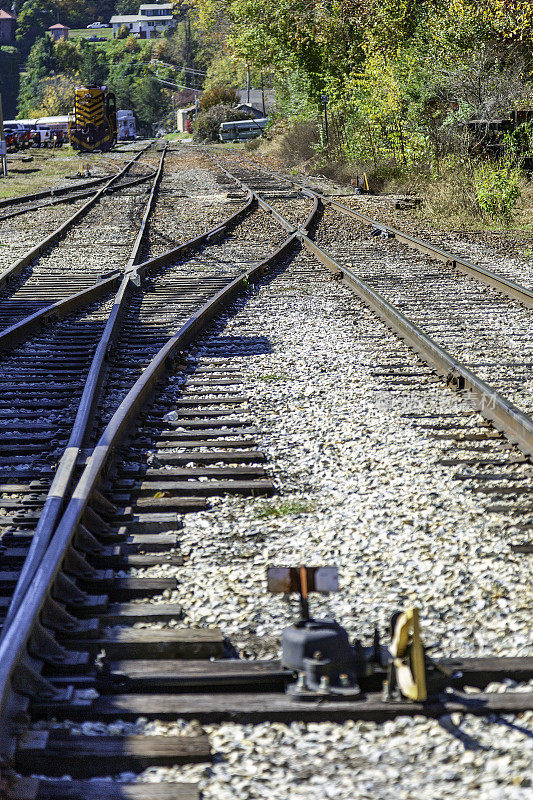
xmin=254 ymin=499 xmax=315 ymax=518
xmin=257 ymin=373 xmax=289 ymax=382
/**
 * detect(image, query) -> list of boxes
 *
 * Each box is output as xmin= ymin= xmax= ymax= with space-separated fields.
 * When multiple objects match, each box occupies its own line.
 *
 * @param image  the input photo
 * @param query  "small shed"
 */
xmin=0 ymin=8 xmax=17 ymax=44
xmin=48 ymin=23 xmax=69 ymax=40
xmin=176 ymin=104 xmax=196 ymax=133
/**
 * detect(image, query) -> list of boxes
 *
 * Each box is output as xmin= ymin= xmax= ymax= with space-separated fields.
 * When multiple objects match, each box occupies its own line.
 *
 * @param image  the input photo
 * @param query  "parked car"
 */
xmin=4 ymin=130 xmax=18 ymax=151
xmin=32 ymin=128 xmax=62 ymax=148
xmin=87 ymin=21 xmax=107 ymax=28
xmin=4 ymin=123 xmax=28 ymax=149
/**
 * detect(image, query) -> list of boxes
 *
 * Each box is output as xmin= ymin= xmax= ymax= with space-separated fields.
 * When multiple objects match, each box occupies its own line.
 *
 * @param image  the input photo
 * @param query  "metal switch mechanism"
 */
xmin=268 ymin=567 xmax=448 ymax=702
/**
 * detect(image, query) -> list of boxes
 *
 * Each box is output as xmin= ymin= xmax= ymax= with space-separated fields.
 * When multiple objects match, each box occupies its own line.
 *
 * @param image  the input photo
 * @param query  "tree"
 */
xmin=17 ymin=35 xmax=56 ymax=115
xmin=54 ymin=39 xmax=82 ymax=73
xmin=40 ymin=73 xmax=77 ymax=114
xmin=133 ymin=75 xmax=170 ymax=133
xmin=15 ymin=0 xmax=57 ymax=59
xmin=199 ymin=84 xmax=237 ymax=110
xmin=78 ymin=40 xmax=109 ymax=83
xmin=0 ymin=47 xmax=20 ymax=118
xmin=115 ymin=0 xmax=140 ymax=13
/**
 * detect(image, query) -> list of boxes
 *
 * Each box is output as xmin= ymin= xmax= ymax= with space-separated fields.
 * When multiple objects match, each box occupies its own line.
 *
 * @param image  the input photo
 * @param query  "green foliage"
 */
xmin=78 ymin=39 xmax=109 ymax=83
xmin=15 ymin=0 xmax=57 ymax=58
xmin=253 ymin=498 xmax=315 ymax=518
xmin=116 ymin=24 xmax=130 ymax=39
xmin=474 ymin=162 xmax=522 ymax=221
xmin=0 ymin=47 xmax=20 ymax=118
xmin=192 ymin=103 xmax=248 ymax=140
xmin=132 ymin=75 xmax=170 ymax=133
xmin=199 ymin=84 xmax=238 ymax=110
xmin=17 ymin=35 xmax=55 ymax=116
xmin=54 ymin=39 xmax=82 ymax=72
xmin=115 ymin=0 xmax=139 ymax=13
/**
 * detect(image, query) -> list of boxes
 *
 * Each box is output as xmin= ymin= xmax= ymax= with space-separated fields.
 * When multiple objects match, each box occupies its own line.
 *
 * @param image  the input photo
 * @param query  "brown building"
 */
xmin=48 ymin=22 xmax=69 ymax=40
xmin=0 ymin=8 xmax=17 ymax=44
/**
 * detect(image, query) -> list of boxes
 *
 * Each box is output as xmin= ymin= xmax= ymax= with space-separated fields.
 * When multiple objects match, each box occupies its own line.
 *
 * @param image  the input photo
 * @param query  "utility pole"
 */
xmin=246 ymin=64 xmax=250 ymax=105
xmin=321 ymin=94 xmax=329 ymax=145
xmin=261 ymin=73 xmax=265 ymax=116
xmin=0 ymin=93 xmax=7 ymax=178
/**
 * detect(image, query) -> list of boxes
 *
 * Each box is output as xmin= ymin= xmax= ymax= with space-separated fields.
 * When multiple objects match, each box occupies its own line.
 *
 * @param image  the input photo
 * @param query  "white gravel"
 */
xmin=33 ymin=243 xmax=532 ymax=798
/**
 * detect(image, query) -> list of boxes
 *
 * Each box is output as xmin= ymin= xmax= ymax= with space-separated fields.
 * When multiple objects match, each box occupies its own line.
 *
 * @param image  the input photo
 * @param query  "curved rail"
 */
xmin=0 ymin=169 xmax=158 ymax=223
xmin=0 ymin=168 xmax=318 ymax=766
xmin=222 ymin=153 xmax=533 ymax=309
xmin=0 ymin=145 xmax=167 ymax=643
xmin=0 ymin=144 xmax=151 ymax=291
xmin=213 ymin=156 xmax=533 ymax=455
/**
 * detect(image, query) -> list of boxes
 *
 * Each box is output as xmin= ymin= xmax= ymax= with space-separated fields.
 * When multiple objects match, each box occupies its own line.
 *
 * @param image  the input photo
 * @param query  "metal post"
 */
xmin=0 ymin=93 xmax=7 ymax=177
xmin=321 ymin=94 xmax=329 ymax=146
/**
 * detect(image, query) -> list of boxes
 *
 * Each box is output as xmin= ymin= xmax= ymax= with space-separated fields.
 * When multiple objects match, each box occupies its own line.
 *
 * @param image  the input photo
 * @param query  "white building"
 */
xmin=110 ymin=3 xmax=174 ymax=38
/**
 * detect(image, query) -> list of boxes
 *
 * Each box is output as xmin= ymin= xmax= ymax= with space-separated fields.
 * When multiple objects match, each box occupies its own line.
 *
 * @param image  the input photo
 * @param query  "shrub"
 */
xmin=193 ymin=104 xmax=249 ymax=142
xmin=260 ymin=119 xmax=320 ymax=166
xmin=199 ymin=85 xmax=238 ymax=112
xmin=474 ymin=163 xmax=522 ymax=222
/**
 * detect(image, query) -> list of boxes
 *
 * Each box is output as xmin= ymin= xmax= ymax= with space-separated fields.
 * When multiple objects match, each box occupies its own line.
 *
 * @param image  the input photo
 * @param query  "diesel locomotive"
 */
xmin=69 ymin=84 xmax=117 ymax=152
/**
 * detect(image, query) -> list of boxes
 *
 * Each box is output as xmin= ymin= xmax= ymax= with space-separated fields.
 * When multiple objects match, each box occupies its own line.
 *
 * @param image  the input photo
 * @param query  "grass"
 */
xmin=0 ymin=147 xmax=112 ymax=200
xmin=164 ymin=132 xmax=193 ymax=141
xmin=254 ymin=499 xmax=316 ymax=519
xmin=256 ymin=373 xmax=290 ymax=382
xmin=69 ymin=27 xmax=113 ymax=40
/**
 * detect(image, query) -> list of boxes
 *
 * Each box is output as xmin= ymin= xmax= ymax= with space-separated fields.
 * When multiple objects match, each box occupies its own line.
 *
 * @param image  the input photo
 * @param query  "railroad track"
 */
xmin=0 ymin=149 xmax=531 ymax=798
xmin=214 ymin=153 xmax=533 ymax=540
xmin=0 ymin=146 xmax=312 ymax=796
xmin=0 ymin=148 xmax=159 ymax=334
xmin=0 ymin=170 xmax=157 ymax=224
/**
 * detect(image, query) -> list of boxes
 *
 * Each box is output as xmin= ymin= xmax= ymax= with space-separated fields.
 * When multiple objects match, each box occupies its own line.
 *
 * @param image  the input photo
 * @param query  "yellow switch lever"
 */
xmin=389 ymin=607 xmax=427 ymax=701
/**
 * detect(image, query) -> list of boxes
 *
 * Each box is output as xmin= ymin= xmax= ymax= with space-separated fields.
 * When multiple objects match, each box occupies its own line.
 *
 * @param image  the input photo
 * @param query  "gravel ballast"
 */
xmin=35 ymin=244 xmax=532 ymax=798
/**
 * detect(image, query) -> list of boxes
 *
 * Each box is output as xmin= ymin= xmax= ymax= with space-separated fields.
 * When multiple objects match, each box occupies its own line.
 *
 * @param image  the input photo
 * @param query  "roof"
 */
xmin=0 ymin=9 xmax=16 ymax=19
xmin=49 ymin=23 xmax=69 ymax=29
xmin=110 ymin=15 xmax=140 ymax=22
xmin=139 ymin=4 xmax=173 ymax=9
xmin=236 ymin=103 xmax=264 ymax=118
xmin=237 ymin=89 xmax=276 ymax=111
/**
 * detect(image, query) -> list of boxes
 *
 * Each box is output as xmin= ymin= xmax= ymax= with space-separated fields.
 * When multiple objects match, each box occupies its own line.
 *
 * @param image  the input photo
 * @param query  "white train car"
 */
xmin=35 ymin=116 xmax=70 ymax=133
xmin=219 ymin=118 xmax=267 ymax=142
xmin=117 ymin=110 xmax=136 ymax=141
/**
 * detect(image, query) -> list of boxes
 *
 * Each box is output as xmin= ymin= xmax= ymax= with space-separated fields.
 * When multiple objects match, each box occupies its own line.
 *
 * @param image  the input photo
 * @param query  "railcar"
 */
xmin=219 ymin=118 xmax=267 ymax=142
xmin=117 ymin=109 xmax=136 ymax=141
xmin=69 ymin=84 xmax=117 ymax=152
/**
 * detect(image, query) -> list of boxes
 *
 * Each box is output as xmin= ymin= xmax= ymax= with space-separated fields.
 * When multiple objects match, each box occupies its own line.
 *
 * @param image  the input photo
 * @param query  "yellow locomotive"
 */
xmin=69 ymin=84 xmax=117 ymax=152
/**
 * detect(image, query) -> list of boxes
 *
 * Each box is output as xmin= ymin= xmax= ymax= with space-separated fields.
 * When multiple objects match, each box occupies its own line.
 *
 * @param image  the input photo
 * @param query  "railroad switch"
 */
xmin=268 ymin=567 xmax=452 ymax=702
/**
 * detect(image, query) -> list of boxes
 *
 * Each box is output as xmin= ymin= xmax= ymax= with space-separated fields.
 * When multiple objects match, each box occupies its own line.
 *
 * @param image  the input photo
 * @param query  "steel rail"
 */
xmin=0 ymin=175 xmax=110 ymax=209
xmin=0 ymin=169 xmax=158 ymax=222
xmin=0 ymin=144 xmax=150 ymax=291
xmin=0 ymin=146 xmax=168 ymax=643
xmin=0 ymin=177 xmax=318 ymax=766
xmin=223 ymin=153 xmax=533 ymax=309
xmin=215 ymin=157 xmax=533 ymax=455
xmin=0 ymin=184 xmax=255 ymax=353
xmin=0 ymin=273 xmax=122 ymax=351
xmin=297 ymin=232 xmax=533 ymax=454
